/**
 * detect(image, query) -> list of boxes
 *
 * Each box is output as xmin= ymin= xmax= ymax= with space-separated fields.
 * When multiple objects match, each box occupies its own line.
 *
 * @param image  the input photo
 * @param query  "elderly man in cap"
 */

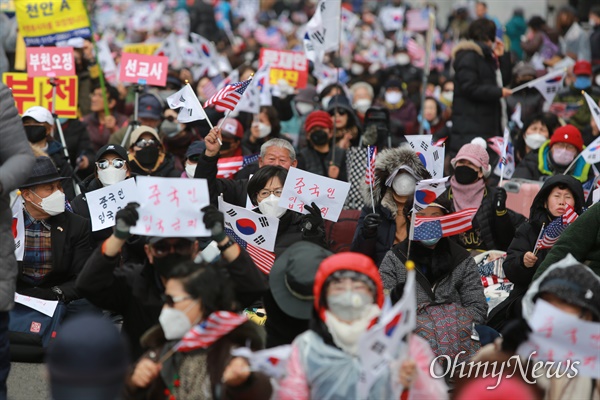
xmin=127 ymin=125 xmax=181 ymax=177
xmin=15 ymin=157 xmax=94 ymax=316
xmin=76 ymin=203 xmax=267 ymax=358
xmin=22 ymin=106 xmax=77 ymax=200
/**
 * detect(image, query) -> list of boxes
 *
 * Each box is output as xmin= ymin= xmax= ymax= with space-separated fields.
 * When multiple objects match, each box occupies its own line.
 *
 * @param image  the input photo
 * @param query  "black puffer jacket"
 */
xmin=450 ymin=40 xmax=511 ymax=154
xmin=128 ymin=152 xmax=182 ymax=178
xmin=489 ymin=175 xmax=585 ymax=329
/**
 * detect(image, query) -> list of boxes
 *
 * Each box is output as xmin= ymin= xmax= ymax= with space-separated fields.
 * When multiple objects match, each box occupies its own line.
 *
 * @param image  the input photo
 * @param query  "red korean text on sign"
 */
xmin=259 ymin=48 xmax=308 ymax=89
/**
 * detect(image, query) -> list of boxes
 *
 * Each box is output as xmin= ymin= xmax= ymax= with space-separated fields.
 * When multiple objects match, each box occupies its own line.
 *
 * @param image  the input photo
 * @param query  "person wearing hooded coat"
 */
xmin=277 ymin=252 xmax=448 ymax=400
xmin=351 ymin=146 xmax=430 ymax=266
xmin=127 ymin=126 xmax=181 ymax=178
xmin=326 ymin=94 xmax=363 ymax=150
xmin=487 ymin=175 xmax=585 ymax=331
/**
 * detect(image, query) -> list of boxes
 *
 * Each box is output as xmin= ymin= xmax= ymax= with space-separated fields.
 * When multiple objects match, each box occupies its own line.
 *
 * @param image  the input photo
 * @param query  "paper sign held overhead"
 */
xmin=278 ymin=167 xmax=350 ymax=222
xmin=119 ymin=52 xmax=169 ymax=86
xmin=26 ymin=47 xmax=75 ymax=77
xmin=86 ymin=178 xmax=139 ymax=232
xmin=259 ymin=49 xmax=308 ymax=89
xmin=130 ymin=176 xmax=211 ymax=237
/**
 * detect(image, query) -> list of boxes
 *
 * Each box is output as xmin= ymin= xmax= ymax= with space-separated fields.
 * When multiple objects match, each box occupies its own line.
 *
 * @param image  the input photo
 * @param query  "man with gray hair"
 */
xmin=195 ymin=128 xmax=297 ymax=206
xmin=350 ymin=82 xmax=374 ymax=122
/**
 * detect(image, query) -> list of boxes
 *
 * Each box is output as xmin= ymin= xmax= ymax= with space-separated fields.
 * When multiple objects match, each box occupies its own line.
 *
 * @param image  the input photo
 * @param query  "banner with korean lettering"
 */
xmin=130 ymin=176 xmax=211 ymax=237
xmin=86 ymin=178 xmax=138 ymax=232
xmin=3 ymin=72 xmax=78 ymax=118
xmin=259 ymin=49 xmax=308 ymax=89
xmin=122 ymin=43 xmax=161 ymax=56
xmin=26 ymin=46 xmax=75 ymax=77
xmin=15 ymin=0 xmax=91 ymax=46
xmin=278 ymin=167 xmax=351 ymax=222
xmin=119 ymin=53 xmax=169 ymax=86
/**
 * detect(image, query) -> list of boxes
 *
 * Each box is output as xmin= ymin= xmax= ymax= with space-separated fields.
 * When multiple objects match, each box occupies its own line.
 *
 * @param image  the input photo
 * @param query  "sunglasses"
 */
xmin=161 ymin=294 xmax=192 ymax=308
xmin=187 ymin=155 xmax=200 ymax=163
xmin=135 ymin=139 xmax=158 ymax=148
xmin=151 ymin=240 xmax=194 ymax=258
xmin=329 ymin=108 xmax=348 ymax=116
xmin=96 ymin=158 xmax=126 ymax=170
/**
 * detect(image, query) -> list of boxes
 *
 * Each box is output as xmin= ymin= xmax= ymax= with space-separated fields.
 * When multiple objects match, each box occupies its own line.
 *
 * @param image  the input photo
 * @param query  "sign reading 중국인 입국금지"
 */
xmin=15 ymin=0 xmax=91 ymax=46
xmin=86 ymin=178 xmax=139 ymax=232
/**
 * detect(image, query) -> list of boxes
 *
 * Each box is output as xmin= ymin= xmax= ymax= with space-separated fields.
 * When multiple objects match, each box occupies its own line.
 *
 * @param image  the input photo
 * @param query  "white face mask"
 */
xmin=159 ymin=305 xmax=193 ymax=340
xmin=441 ymin=91 xmax=454 ymax=103
xmin=524 ymin=133 xmax=547 ymax=150
xmin=327 ymin=290 xmax=374 ymax=322
xmin=385 ymin=91 xmax=402 ymax=105
xmin=256 ymin=122 xmax=271 ymax=139
xmin=98 ymin=166 xmax=127 ymax=186
xmin=185 ymin=162 xmax=197 ymax=179
xmin=353 ymin=98 xmax=372 ymax=114
xmin=258 ymin=194 xmax=286 ymax=218
xmin=30 ymin=189 xmax=65 ymax=216
xmin=396 ymin=53 xmax=411 ymax=66
xmin=350 ymin=63 xmax=365 ymax=76
xmin=392 ymin=173 xmax=416 ymax=196
xmin=321 ymin=96 xmax=332 ymax=109
xmin=296 ymin=102 xmax=315 ymax=116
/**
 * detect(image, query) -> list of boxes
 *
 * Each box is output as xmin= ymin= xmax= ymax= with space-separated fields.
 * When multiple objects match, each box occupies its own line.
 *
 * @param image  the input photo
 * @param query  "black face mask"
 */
xmin=454 ymin=165 xmax=480 ymax=184
xmin=220 ymin=141 xmax=232 ymax=151
xmin=152 ymin=253 xmax=192 ymax=279
xmin=135 ymin=146 xmax=160 ymax=168
xmin=25 ymin=125 xmax=48 ymax=143
xmin=310 ymin=130 xmax=329 ymax=146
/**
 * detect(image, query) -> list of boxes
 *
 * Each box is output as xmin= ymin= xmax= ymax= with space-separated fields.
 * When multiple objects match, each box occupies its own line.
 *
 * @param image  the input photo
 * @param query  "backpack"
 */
xmin=324 ymin=209 xmax=361 ymax=253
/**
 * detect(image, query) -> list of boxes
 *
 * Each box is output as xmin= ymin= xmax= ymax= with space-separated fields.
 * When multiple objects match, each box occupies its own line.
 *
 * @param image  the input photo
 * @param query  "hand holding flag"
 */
xmin=535 ymin=204 xmax=578 ymax=249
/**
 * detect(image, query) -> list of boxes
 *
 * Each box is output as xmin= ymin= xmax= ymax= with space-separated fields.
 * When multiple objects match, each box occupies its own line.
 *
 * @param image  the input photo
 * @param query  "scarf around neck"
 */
xmin=450 ymin=176 xmax=485 ymax=211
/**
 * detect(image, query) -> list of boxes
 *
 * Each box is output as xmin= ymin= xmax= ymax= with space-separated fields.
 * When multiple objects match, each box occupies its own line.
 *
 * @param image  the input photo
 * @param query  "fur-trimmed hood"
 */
xmin=363 ymin=145 xmax=431 ymax=213
xmin=451 ymin=40 xmax=485 ymax=59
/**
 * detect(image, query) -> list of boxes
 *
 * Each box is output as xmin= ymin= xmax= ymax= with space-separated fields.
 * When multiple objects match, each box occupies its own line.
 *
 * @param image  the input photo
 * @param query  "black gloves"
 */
xmin=494 ymin=187 xmax=507 ymax=215
xmin=301 ymin=202 xmax=324 ymax=234
xmin=202 ymin=205 xmax=227 ymax=242
xmin=500 ymin=318 xmax=532 ymax=354
xmin=363 ymin=213 xmax=382 ymax=238
xmin=114 ymin=202 xmax=139 ymax=239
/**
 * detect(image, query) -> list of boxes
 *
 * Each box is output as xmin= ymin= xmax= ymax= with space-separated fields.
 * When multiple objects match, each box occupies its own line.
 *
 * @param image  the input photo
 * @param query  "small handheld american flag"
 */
xmin=365 ymin=145 xmax=377 ymax=186
xmin=535 ymin=204 xmax=578 ymax=249
xmin=412 ymin=208 xmax=477 ymax=240
xmin=204 ymin=78 xmax=252 ymax=112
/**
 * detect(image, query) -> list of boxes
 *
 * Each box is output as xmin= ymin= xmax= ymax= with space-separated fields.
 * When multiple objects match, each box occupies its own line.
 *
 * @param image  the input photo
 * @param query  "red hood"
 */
xmin=313 ymin=252 xmax=384 ymax=320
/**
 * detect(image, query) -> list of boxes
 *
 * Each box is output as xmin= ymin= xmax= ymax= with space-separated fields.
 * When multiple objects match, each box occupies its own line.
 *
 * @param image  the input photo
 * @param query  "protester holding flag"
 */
xmin=127 ymin=260 xmax=272 ymax=399
xmin=443 ymin=143 xmax=525 ymax=254
xmin=277 ymin=252 xmax=445 ymax=399
xmin=379 ymin=197 xmax=488 ymax=326
xmin=506 ymin=63 xmax=545 ymax=118
xmin=513 ymin=124 xmax=591 ymax=183
xmin=127 ymin=126 xmax=182 ymax=178
xmin=450 ymin=18 xmax=512 ymax=156
xmin=352 ymin=146 xmax=431 ymax=266
xmin=490 ymin=175 xmax=584 ymax=330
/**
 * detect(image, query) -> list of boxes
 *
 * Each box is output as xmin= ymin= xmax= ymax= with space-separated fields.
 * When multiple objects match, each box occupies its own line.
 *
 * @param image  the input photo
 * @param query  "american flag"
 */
xmin=405 ymin=38 xmax=425 ymax=67
xmin=412 ymin=208 xmax=477 ymax=240
xmin=536 ymin=204 xmax=578 ymax=249
xmin=204 ymin=78 xmax=252 ymax=111
xmin=365 ymin=146 xmax=377 ymax=186
xmin=217 ymin=154 xmax=259 ymax=179
xmin=225 ymin=228 xmax=275 ymax=274
xmin=202 ymin=74 xmax=224 ymax=101
xmin=175 ymin=311 xmax=247 ymax=352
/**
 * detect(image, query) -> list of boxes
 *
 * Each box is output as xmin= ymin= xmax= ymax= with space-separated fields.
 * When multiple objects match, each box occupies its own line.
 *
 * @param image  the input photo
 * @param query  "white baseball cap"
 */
xmin=22 ymin=106 xmax=54 ymax=126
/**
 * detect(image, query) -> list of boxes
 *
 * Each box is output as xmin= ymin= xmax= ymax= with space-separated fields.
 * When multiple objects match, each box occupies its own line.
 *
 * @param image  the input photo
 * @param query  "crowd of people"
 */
xmin=1 ymin=0 xmax=600 ymax=399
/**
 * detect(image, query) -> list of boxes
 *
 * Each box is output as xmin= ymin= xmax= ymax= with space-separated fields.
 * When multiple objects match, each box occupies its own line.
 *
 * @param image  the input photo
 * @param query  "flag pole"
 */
xmin=406 ymin=211 xmax=415 ymax=261
xmin=532 ymin=223 xmax=545 ymax=256
xmin=418 ymin=10 xmax=436 ymax=135
xmin=186 ymin=80 xmax=215 ymax=131
xmin=511 ymin=68 xmax=566 ymax=93
xmin=562 ymin=152 xmax=582 ymax=176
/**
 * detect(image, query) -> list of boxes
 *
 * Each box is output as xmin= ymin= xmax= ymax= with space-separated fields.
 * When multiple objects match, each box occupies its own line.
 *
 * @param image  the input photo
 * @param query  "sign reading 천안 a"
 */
xmin=278 ymin=167 xmax=350 ymax=222
xmin=26 ymin=46 xmax=75 ymax=77
xmin=130 ymin=176 xmax=211 ymax=238
xmin=2 ymin=72 xmax=78 ymax=118
xmin=119 ymin=53 xmax=169 ymax=86
xmin=15 ymin=0 xmax=91 ymax=46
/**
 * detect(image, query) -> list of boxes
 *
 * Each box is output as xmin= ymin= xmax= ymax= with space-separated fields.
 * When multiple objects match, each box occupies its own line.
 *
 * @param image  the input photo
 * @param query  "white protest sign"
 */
xmin=278 ymin=167 xmax=350 ymax=222
xmin=86 ymin=178 xmax=138 ymax=232
xmin=130 ymin=176 xmax=211 ymax=237
xmin=593 ymin=187 xmax=600 ymax=204
xmin=15 ymin=293 xmax=58 ymax=318
xmin=517 ymin=299 xmax=600 ymax=379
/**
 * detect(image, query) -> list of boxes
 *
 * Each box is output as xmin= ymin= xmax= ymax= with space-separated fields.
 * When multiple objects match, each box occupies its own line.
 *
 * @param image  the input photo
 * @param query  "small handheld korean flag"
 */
xmin=413 ymin=176 xmax=449 ymax=212
xmin=12 ymin=199 xmax=24 ymax=261
xmin=581 ymin=92 xmax=600 ymax=164
xmin=405 ymin=135 xmax=445 ymax=179
xmin=166 ymin=84 xmax=210 ymax=124
xmin=525 ymin=69 xmax=566 ymax=103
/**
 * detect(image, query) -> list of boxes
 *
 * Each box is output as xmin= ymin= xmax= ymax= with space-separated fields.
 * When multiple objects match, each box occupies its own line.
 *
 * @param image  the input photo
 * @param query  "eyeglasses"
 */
xmin=162 ymin=294 xmax=192 ymax=307
xmin=258 ymin=189 xmax=283 ymax=198
xmin=151 ymin=240 xmax=194 ymax=258
xmin=96 ymin=158 xmax=126 ymax=170
xmin=135 ymin=139 xmax=158 ymax=148
xmin=329 ymin=108 xmax=348 ymax=116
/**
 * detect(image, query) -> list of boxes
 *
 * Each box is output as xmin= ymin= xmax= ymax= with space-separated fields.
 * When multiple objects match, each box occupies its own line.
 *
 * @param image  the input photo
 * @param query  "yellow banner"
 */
xmin=0 ymin=0 xmax=15 ymax=13
xmin=14 ymin=33 xmax=26 ymax=71
xmin=15 ymin=0 xmax=91 ymax=46
xmin=122 ymin=43 xmax=161 ymax=56
xmin=2 ymin=73 xmax=79 ymax=118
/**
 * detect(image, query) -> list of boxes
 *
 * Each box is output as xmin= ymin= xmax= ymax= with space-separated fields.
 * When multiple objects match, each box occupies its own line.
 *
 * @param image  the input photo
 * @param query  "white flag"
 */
xmin=527 ymin=69 xmax=566 ymax=103
xmin=581 ymin=92 xmax=600 ymax=164
xmin=304 ymin=0 xmax=341 ymax=63
xmin=96 ymin=39 xmax=117 ymax=74
xmin=236 ymin=63 xmax=272 ymax=114
xmin=357 ymin=267 xmax=416 ymax=398
xmin=231 ymin=345 xmax=291 ymax=379
xmin=190 ymin=33 xmax=220 ymax=77
xmin=405 ymin=135 xmax=445 ymax=179
xmin=413 ymin=176 xmax=449 ymax=212
xmin=12 ymin=198 xmax=24 ymax=261
xmin=218 ymin=197 xmax=279 ymax=252
xmin=166 ymin=84 xmax=208 ymax=123
xmin=494 ymin=127 xmax=516 ymax=179
xmin=511 ymin=102 xmax=523 ymax=129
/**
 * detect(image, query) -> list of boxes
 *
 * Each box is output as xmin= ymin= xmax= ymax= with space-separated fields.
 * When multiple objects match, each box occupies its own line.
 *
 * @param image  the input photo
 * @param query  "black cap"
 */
xmin=96 ymin=144 xmax=128 ymax=161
